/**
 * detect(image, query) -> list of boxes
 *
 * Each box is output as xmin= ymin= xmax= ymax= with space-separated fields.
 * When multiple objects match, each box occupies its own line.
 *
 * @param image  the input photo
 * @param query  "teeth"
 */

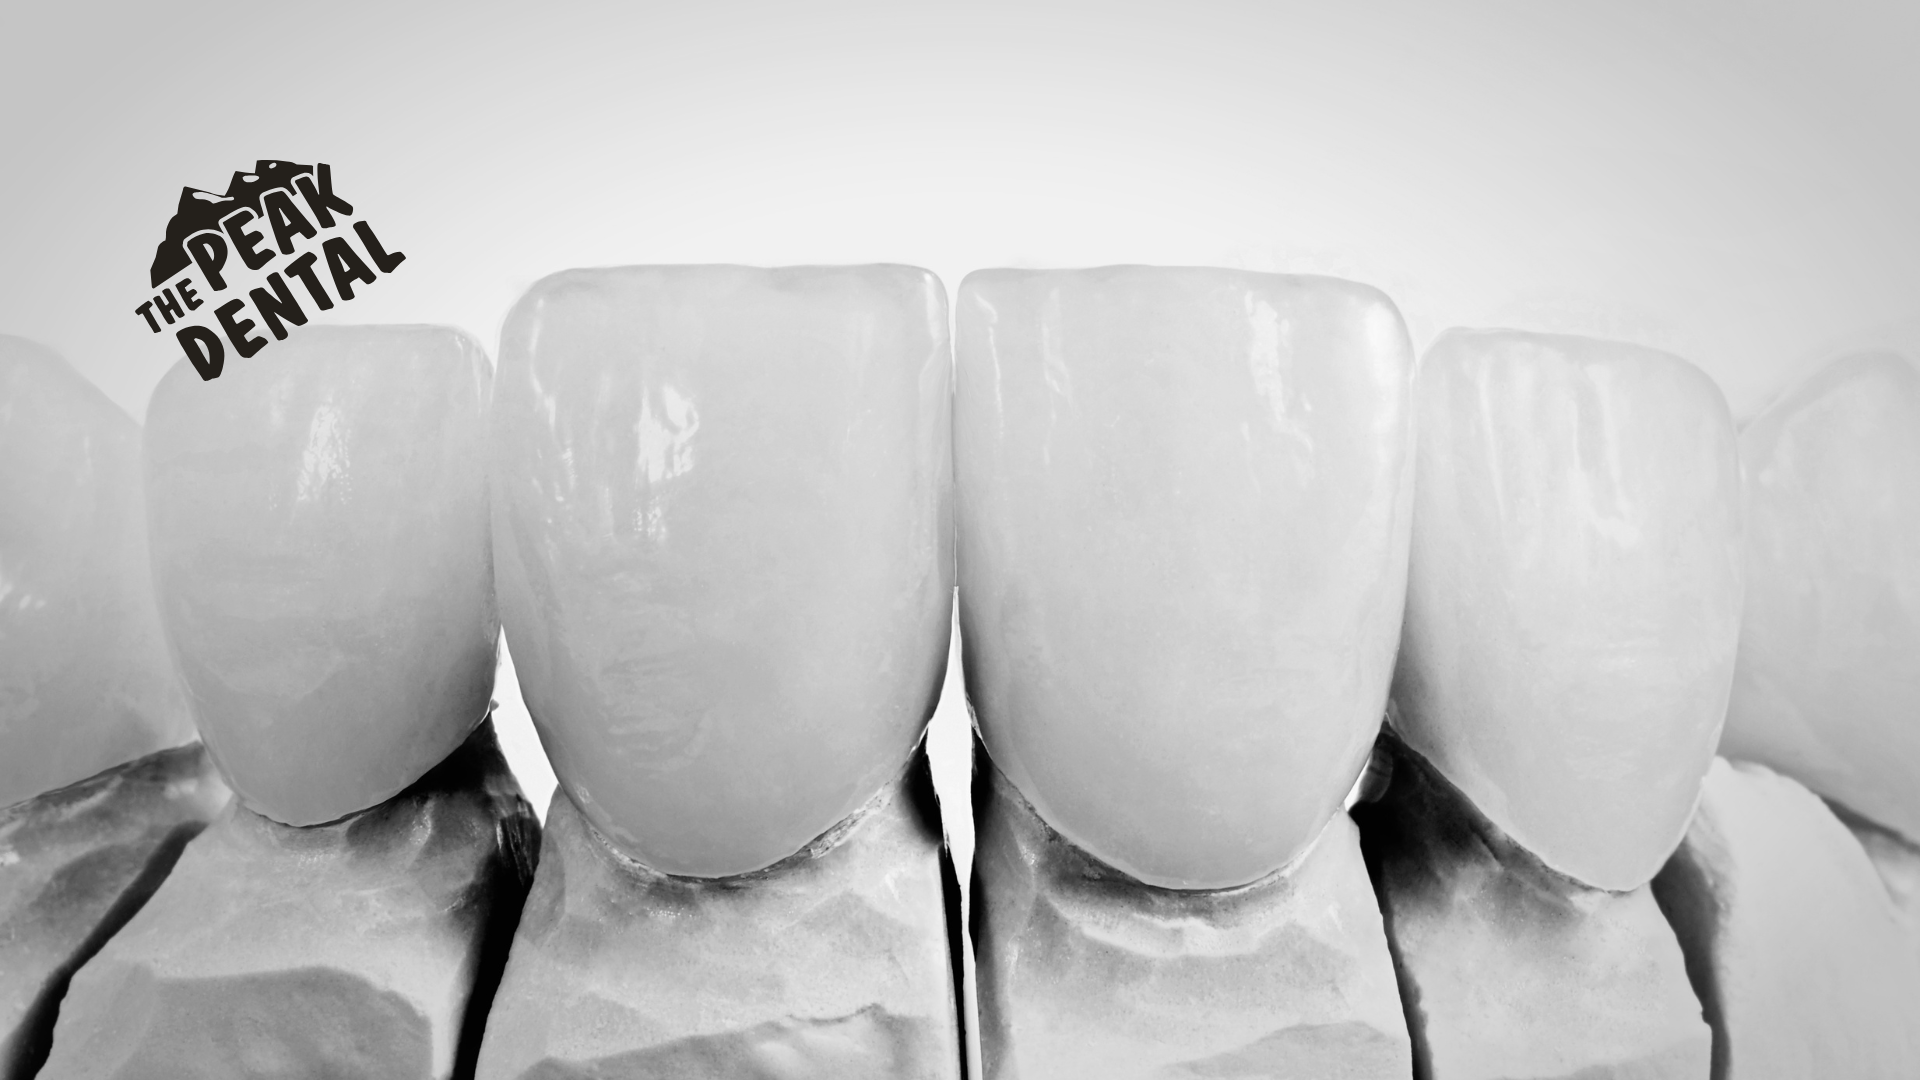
xmin=0 ymin=335 xmax=195 ymax=809
xmin=1392 ymin=330 xmax=1744 ymax=892
xmin=955 ymin=266 xmax=1415 ymax=891
xmin=491 ymin=265 xmax=953 ymax=878
xmin=143 ymin=326 xmax=497 ymax=826
xmin=1721 ymin=351 xmax=1920 ymax=842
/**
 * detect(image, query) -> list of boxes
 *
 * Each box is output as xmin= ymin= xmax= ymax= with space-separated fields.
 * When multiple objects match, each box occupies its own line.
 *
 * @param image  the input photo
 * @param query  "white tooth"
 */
xmin=477 ymin=265 xmax=962 ymax=1077
xmin=0 ymin=335 xmax=195 ymax=808
xmin=959 ymin=266 xmax=1416 ymax=1077
xmin=1393 ymin=330 xmax=1744 ymax=892
xmin=143 ymin=325 xmax=497 ymax=826
xmin=1721 ymin=351 xmax=1920 ymax=843
xmin=490 ymin=265 xmax=953 ymax=878
xmin=1651 ymin=758 xmax=1920 ymax=1075
xmin=956 ymin=266 xmax=1415 ymax=891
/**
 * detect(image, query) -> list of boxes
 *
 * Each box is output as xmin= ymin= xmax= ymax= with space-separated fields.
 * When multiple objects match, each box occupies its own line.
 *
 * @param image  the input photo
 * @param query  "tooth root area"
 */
xmin=1723 ymin=351 xmax=1920 ymax=844
xmin=955 ymin=267 xmax=1414 ymax=892
xmin=0 ymin=335 xmax=195 ymax=809
xmin=493 ymin=266 xmax=952 ymax=879
xmin=143 ymin=325 xmax=497 ymax=827
xmin=1393 ymin=329 xmax=1743 ymax=893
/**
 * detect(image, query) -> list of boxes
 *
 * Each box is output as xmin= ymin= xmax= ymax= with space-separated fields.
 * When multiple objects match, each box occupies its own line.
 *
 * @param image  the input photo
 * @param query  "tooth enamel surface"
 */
xmin=956 ymin=267 xmax=1414 ymax=891
xmin=1392 ymin=330 xmax=1743 ymax=892
xmin=143 ymin=326 xmax=497 ymax=827
xmin=491 ymin=266 xmax=952 ymax=878
xmin=1 ymin=336 xmax=195 ymax=809
xmin=1720 ymin=351 xmax=1920 ymax=843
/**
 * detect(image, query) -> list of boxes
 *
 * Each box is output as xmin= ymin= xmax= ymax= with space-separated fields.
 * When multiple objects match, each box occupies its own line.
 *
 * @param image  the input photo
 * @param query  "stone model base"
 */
xmin=475 ymin=751 xmax=964 ymax=1080
xmin=1653 ymin=758 xmax=1920 ymax=1080
xmin=1355 ymin=740 xmax=1710 ymax=1080
xmin=1830 ymin=803 xmax=1920 ymax=955
xmin=0 ymin=744 xmax=228 ymax=1079
xmin=37 ymin=719 xmax=538 ymax=1080
xmin=972 ymin=753 xmax=1411 ymax=1080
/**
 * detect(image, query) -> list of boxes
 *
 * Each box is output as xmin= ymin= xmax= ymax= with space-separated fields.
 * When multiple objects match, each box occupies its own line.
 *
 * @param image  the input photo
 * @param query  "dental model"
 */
xmin=0 ymin=335 xmax=196 ymax=809
xmin=1653 ymin=759 xmax=1920 ymax=1078
xmin=37 ymin=328 xmax=538 ymax=1079
xmin=1370 ymin=330 xmax=1739 ymax=1077
xmin=1721 ymin=351 xmax=1920 ymax=846
xmin=959 ymin=267 xmax=1416 ymax=1078
xmin=476 ymin=266 xmax=960 ymax=1079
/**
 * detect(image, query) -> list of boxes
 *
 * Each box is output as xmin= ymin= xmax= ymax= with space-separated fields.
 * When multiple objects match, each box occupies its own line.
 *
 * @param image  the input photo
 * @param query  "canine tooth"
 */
xmin=1392 ymin=330 xmax=1743 ymax=892
xmin=490 ymin=265 xmax=953 ymax=877
xmin=1721 ymin=351 xmax=1920 ymax=842
xmin=955 ymin=266 xmax=1415 ymax=891
xmin=143 ymin=325 xmax=497 ymax=826
xmin=0 ymin=335 xmax=195 ymax=809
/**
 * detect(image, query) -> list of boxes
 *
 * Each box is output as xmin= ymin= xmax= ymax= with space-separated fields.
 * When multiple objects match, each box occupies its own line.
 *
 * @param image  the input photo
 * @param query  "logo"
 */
xmin=136 ymin=161 xmax=404 ymax=380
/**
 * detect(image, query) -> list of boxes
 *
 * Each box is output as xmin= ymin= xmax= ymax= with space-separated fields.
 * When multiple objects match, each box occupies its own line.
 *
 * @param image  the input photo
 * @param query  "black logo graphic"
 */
xmin=136 ymin=161 xmax=404 ymax=380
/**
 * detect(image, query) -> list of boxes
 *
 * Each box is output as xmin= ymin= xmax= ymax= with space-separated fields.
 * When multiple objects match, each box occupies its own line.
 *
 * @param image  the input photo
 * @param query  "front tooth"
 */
xmin=1720 ymin=351 xmax=1920 ymax=842
xmin=1 ymin=335 xmax=195 ymax=808
xmin=956 ymin=266 xmax=1415 ymax=890
xmin=143 ymin=326 xmax=497 ymax=826
xmin=1392 ymin=330 xmax=1744 ymax=891
xmin=490 ymin=265 xmax=953 ymax=878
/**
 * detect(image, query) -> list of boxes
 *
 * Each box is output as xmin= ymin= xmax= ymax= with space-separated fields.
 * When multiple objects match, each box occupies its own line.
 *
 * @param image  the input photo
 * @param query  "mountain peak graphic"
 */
xmin=149 ymin=160 xmax=316 ymax=288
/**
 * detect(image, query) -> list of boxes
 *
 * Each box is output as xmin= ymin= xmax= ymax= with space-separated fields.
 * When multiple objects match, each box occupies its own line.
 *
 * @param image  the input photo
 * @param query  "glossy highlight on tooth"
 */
xmin=143 ymin=325 xmax=497 ymax=827
xmin=491 ymin=265 xmax=953 ymax=879
xmin=0 ymin=335 xmax=195 ymax=810
xmin=1722 ymin=351 xmax=1920 ymax=844
xmin=1392 ymin=329 xmax=1744 ymax=893
xmin=956 ymin=266 xmax=1416 ymax=891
